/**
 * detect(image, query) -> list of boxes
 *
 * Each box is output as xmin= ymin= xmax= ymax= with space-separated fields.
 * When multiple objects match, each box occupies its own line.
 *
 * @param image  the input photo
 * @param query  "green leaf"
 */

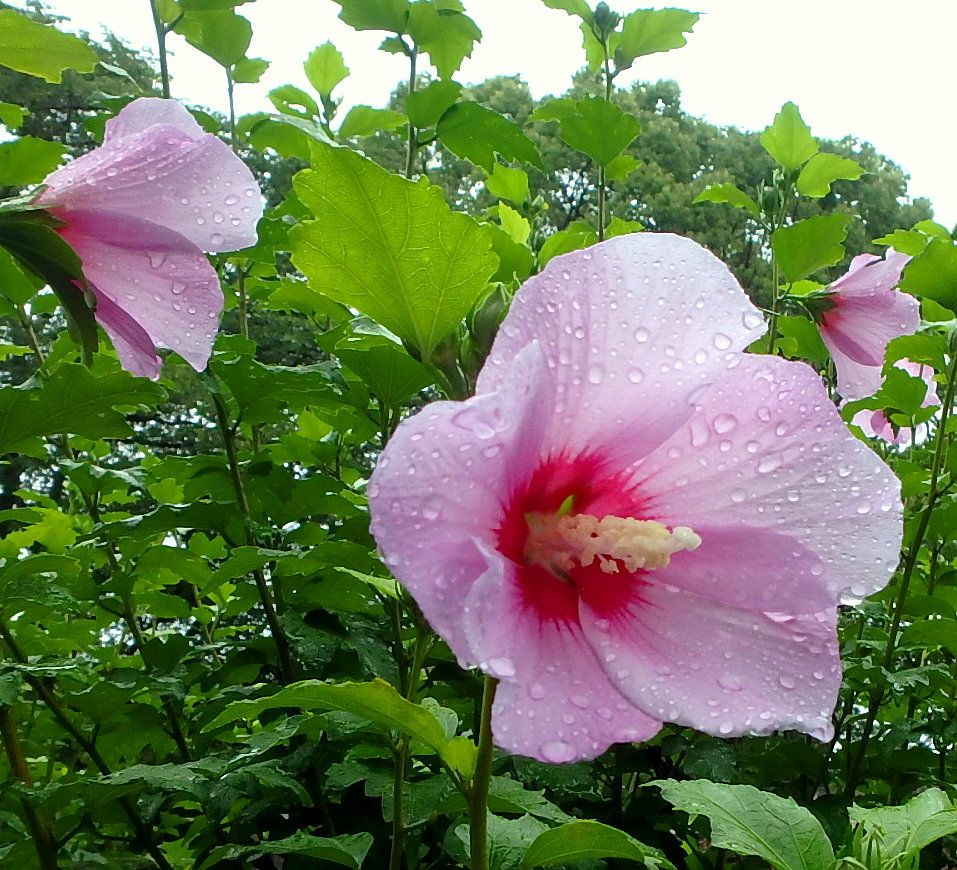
xmin=332 ymin=0 xmax=410 ymax=33
xmin=604 ymin=153 xmax=641 ymax=182
xmin=796 ymin=152 xmax=865 ymax=197
xmin=204 ymin=678 xmax=467 ymax=768
xmin=850 ymin=789 xmax=957 ymax=863
xmin=335 ymin=326 xmax=434 ymax=407
xmin=0 ymin=247 xmax=40 ymax=306
xmin=606 ymin=216 xmax=643 ymax=238
xmin=437 ymin=102 xmax=542 ymax=171
xmin=199 ymin=832 xmax=373 ymax=870
xmin=304 ymin=41 xmax=349 ymax=97
xmin=655 ymin=780 xmax=835 ymax=870
xmin=498 ymin=203 xmax=531 ymax=245
xmin=539 ymin=220 xmax=598 ymax=267
xmin=540 ymin=0 xmax=592 ymax=19
xmin=760 ymin=102 xmax=818 ymax=171
xmin=899 ymin=238 xmax=957 ymax=314
xmin=0 ymin=9 xmax=98 ymax=83
xmin=338 ymin=105 xmax=407 ymax=138
xmin=230 ymin=56 xmax=269 ymax=83
xmin=290 ymin=144 xmax=498 ymax=359
xmin=407 ymin=3 xmax=481 ymax=78
xmin=616 ymin=8 xmax=700 ymax=70
xmin=0 ymin=102 xmax=26 ymax=129
xmin=872 ymin=228 xmax=929 ymax=257
xmin=0 ymin=137 xmax=65 ymax=186
xmin=406 ymin=79 xmax=462 ymax=128
xmin=521 ymin=820 xmax=669 ymax=868
xmin=486 ymin=164 xmax=530 ymax=203
xmin=0 ymin=364 xmax=165 ymax=455
xmin=268 ymin=84 xmax=321 ymax=120
xmin=886 ymin=333 xmax=947 ymax=371
xmin=772 ymin=214 xmax=850 ymax=282
xmin=175 ymin=10 xmax=252 ymax=68
xmin=693 ymin=182 xmax=760 ymax=216
xmin=899 ymin=619 xmax=957 ymax=657
xmin=776 ymin=315 xmax=827 ymax=365
xmin=559 ymin=97 xmax=640 ymax=167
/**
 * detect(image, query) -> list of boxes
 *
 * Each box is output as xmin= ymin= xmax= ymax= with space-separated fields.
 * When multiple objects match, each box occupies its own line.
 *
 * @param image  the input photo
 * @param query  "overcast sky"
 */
xmin=22 ymin=0 xmax=957 ymax=228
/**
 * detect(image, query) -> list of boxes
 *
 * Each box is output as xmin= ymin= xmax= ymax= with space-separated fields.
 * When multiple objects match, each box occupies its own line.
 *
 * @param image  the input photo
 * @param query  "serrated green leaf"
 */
xmin=304 ymin=41 xmax=349 ymax=96
xmin=541 ymin=0 xmax=592 ymax=19
xmin=872 ymin=228 xmax=929 ymax=257
xmin=772 ymin=214 xmax=850 ymax=282
xmin=604 ymin=153 xmax=640 ymax=182
xmin=655 ymin=780 xmax=834 ymax=870
xmin=559 ymin=97 xmax=640 ymax=167
xmin=850 ymin=789 xmax=957 ymax=863
xmin=199 ymin=832 xmax=373 ymax=870
xmin=268 ymin=84 xmax=321 ymax=120
xmin=334 ymin=328 xmax=434 ymax=407
xmin=616 ymin=8 xmax=699 ymax=70
xmin=407 ymin=3 xmax=480 ymax=78
xmin=231 ymin=56 xmax=269 ymax=83
xmin=338 ymin=105 xmax=407 ymax=138
xmin=0 ymin=9 xmax=98 ymax=83
xmin=693 ymin=182 xmax=760 ymax=216
xmin=796 ymin=152 xmax=865 ymax=197
xmin=486 ymin=164 xmax=529 ymax=203
xmin=332 ymin=0 xmax=410 ymax=33
xmin=406 ymin=79 xmax=461 ymax=128
xmin=0 ymin=364 xmax=165 ymax=454
xmin=437 ymin=102 xmax=542 ymax=171
xmin=760 ymin=102 xmax=818 ymax=171
xmin=175 ymin=9 xmax=252 ymax=68
xmin=539 ymin=220 xmax=598 ymax=267
xmin=498 ymin=203 xmax=531 ymax=245
xmin=899 ymin=238 xmax=957 ymax=314
xmin=521 ymin=820 xmax=669 ymax=868
xmin=0 ymin=137 xmax=65 ymax=186
xmin=290 ymin=144 xmax=497 ymax=358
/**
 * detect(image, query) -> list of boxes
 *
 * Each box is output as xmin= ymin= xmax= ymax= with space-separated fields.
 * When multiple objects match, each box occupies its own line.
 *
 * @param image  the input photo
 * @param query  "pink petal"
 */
xmin=368 ymin=345 xmax=551 ymax=662
xmin=462 ymin=551 xmax=661 ymax=762
xmin=58 ymin=209 xmax=223 ymax=373
xmin=38 ymin=99 xmax=261 ymax=253
xmin=819 ymin=250 xmax=918 ymax=401
xmin=103 ymin=97 xmax=204 ymax=142
xmin=580 ymin=585 xmax=840 ymax=740
xmin=91 ymin=291 xmax=162 ymax=379
xmin=476 ymin=233 xmax=766 ymax=467
xmin=631 ymin=354 xmax=902 ymax=605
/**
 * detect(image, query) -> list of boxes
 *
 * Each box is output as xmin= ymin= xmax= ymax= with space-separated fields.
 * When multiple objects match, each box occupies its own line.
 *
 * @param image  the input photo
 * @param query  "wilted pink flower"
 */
xmin=369 ymin=233 xmax=902 ymax=763
xmin=35 ymin=98 xmax=262 ymax=379
xmin=815 ymin=251 xmax=917 ymax=401
xmin=851 ymin=359 xmax=938 ymax=445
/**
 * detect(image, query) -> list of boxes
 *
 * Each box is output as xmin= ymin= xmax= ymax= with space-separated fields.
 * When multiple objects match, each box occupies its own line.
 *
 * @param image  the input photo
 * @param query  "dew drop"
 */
xmin=210 ymin=232 xmax=225 ymax=246
xmin=634 ymin=326 xmax=651 ymax=343
xmin=713 ymin=413 xmax=737 ymax=434
xmin=713 ymin=332 xmax=732 ymax=350
xmin=528 ymin=683 xmax=546 ymax=700
xmin=487 ymin=657 xmax=515 ymax=678
xmin=540 ymin=740 xmax=576 ymax=763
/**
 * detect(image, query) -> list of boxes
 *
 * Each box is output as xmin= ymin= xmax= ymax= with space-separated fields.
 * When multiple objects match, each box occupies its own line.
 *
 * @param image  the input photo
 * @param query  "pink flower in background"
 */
xmin=816 ymin=250 xmax=918 ymax=401
xmin=851 ymin=359 xmax=938 ymax=445
xmin=369 ymin=233 xmax=902 ymax=764
xmin=35 ymin=98 xmax=262 ymax=379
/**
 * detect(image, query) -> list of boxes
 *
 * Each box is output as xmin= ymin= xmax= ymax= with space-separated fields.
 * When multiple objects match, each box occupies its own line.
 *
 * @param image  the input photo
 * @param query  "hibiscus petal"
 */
xmin=477 ymin=233 xmax=766 ymax=466
xmin=462 ymin=551 xmax=661 ymax=762
xmin=368 ymin=344 xmax=551 ymax=662
xmin=830 ymin=250 xmax=909 ymax=298
xmin=38 ymin=103 xmax=261 ymax=253
xmin=102 ymin=97 xmax=204 ymax=142
xmin=632 ymin=354 xmax=902 ymax=604
xmin=820 ymin=340 xmax=884 ymax=400
xmin=90 ymin=290 xmax=162 ymax=379
xmin=58 ymin=209 xmax=223 ymax=372
xmin=580 ymin=585 xmax=840 ymax=740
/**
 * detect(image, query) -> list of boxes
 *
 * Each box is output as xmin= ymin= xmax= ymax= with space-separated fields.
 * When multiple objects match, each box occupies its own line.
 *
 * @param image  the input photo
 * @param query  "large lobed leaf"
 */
xmin=290 ymin=144 xmax=498 ymax=359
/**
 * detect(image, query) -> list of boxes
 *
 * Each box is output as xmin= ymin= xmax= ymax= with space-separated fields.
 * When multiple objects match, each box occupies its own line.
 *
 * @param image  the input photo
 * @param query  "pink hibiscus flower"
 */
xmin=851 ymin=359 xmax=938 ymax=445
xmin=815 ymin=250 xmax=918 ymax=401
xmin=369 ymin=233 xmax=902 ymax=763
xmin=35 ymin=98 xmax=263 ymax=379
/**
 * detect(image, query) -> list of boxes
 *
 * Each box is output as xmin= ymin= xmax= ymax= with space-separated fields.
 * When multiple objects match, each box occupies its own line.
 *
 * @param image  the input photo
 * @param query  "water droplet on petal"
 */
xmin=634 ymin=326 xmax=650 ymax=343
xmin=540 ymin=740 xmax=576 ymax=763
xmin=713 ymin=332 xmax=732 ymax=350
xmin=487 ymin=657 xmax=515 ymax=678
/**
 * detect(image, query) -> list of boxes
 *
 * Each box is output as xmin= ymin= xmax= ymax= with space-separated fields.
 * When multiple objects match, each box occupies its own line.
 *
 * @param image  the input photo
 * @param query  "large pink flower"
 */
xmin=816 ymin=251 xmax=918 ymax=401
xmin=851 ymin=359 xmax=938 ymax=445
xmin=369 ymin=233 xmax=902 ymax=763
xmin=35 ymin=98 xmax=262 ymax=379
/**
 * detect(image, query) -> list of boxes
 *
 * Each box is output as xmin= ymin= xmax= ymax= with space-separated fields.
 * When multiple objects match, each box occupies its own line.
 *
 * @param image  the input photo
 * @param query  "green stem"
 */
xmin=404 ymin=48 xmax=418 ymax=179
xmin=148 ymin=0 xmax=172 ymax=98
xmin=596 ymin=41 xmax=613 ymax=241
xmin=469 ymin=676 xmax=497 ymax=870
xmin=0 ymin=705 xmax=59 ymax=869
xmin=766 ymin=255 xmax=781 ymax=354
xmin=845 ymin=348 xmax=957 ymax=797
xmin=211 ymin=393 xmax=294 ymax=682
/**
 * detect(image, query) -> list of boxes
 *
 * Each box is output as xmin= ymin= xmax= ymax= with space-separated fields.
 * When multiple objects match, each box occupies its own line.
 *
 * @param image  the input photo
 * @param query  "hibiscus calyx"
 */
xmin=524 ymin=511 xmax=701 ymax=577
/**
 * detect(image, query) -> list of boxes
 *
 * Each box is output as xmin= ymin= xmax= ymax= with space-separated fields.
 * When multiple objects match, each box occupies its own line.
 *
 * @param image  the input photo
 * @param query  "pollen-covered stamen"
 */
xmin=524 ymin=512 xmax=701 ymax=577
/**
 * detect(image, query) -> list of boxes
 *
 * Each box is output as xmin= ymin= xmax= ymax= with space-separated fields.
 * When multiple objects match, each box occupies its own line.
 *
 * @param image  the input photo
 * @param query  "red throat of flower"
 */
xmin=495 ymin=454 xmax=700 ymax=628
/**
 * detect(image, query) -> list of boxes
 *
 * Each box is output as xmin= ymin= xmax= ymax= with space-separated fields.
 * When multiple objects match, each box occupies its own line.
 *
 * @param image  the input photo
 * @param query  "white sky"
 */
xmin=21 ymin=0 xmax=957 ymax=228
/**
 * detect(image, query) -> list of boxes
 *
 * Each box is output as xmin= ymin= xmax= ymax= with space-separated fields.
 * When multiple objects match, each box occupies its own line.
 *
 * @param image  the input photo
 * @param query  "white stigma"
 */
xmin=525 ymin=512 xmax=701 ymax=576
